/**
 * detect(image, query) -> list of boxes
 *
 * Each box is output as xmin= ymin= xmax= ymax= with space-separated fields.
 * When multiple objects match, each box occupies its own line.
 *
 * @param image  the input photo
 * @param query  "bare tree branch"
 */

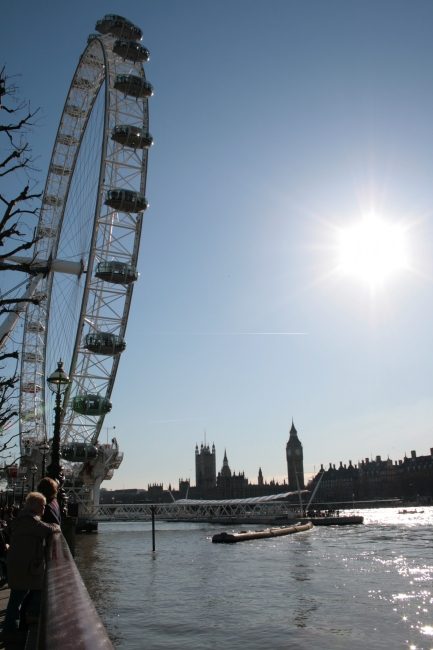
xmin=0 ymin=262 xmax=47 ymax=275
xmin=0 ymin=65 xmax=44 ymax=464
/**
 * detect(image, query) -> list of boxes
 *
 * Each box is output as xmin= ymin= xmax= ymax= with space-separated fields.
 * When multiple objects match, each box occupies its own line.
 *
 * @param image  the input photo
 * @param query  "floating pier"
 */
xmin=309 ymin=515 xmax=364 ymax=526
xmin=212 ymin=521 xmax=313 ymax=543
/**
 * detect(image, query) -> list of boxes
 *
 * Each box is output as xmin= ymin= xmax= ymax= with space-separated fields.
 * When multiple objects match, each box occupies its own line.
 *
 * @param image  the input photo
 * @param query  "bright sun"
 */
xmin=338 ymin=215 xmax=407 ymax=288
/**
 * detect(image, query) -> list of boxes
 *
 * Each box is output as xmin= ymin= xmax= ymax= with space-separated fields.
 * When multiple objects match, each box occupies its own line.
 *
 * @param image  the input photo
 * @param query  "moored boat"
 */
xmin=308 ymin=515 xmax=364 ymax=526
xmin=212 ymin=521 xmax=313 ymax=543
xmin=398 ymin=509 xmax=424 ymax=514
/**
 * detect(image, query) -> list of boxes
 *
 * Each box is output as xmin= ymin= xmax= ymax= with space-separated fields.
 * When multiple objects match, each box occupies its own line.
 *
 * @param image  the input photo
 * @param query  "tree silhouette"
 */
xmin=0 ymin=66 xmax=43 ymax=466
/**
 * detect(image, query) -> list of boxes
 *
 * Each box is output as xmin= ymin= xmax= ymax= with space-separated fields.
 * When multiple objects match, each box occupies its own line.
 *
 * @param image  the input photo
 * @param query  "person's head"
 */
xmin=24 ymin=492 xmax=46 ymax=517
xmin=37 ymin=477 xmax=58 ymax=502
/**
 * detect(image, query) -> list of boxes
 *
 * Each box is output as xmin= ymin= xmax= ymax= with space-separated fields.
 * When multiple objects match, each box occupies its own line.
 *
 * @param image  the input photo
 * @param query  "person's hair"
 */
xmin=37 ymin=477 xmax=58 ymax=500
xmin=24 ymin=492 xmax=46 ymax=514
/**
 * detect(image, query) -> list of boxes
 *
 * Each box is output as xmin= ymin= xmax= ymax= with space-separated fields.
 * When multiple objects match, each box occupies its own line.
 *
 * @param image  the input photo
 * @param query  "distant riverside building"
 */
xmin=147 ymin=483 xmax=164 ymax=502
xmin=308 ymin=448 xmax=433 ymax=504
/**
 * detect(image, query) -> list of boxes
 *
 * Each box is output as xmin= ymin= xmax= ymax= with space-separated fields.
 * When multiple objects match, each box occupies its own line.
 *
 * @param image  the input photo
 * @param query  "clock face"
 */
xmin=287 ymin=449 xmax=292 ymax=456
xmin=295 ymin=449 xmax=301 ymax=456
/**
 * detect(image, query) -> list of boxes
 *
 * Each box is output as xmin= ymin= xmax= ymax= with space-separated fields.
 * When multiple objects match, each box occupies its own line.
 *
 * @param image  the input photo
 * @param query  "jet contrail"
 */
xmin=148 ymin=416 xmax=215 ymax=424
xmin=144 ymin=332 xmax=308 ymax=335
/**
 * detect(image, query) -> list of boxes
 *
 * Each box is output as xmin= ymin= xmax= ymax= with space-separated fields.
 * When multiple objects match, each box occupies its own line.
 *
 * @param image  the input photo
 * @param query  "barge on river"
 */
xmin=212 ymin=521 xmax=313 ymax=543
xmin=308 ymin=515 xmax=364 ymax=526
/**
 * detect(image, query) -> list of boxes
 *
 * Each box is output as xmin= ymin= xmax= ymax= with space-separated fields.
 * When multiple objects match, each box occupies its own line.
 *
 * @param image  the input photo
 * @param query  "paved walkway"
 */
xmin=0 ymin=586 xmax=10 ymax=648
xmin=0 ymin=585 xmax=33 ymax=650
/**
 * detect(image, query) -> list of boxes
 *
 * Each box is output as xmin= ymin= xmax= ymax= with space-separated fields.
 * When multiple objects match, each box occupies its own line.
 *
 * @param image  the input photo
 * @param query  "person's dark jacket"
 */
xmin=7 ymin=510 xmax=58 ymax=590
xmin=41 ymin=499 xmax=61 ymax=526
xmin=0 ymin=527 xmax=8 ymax=557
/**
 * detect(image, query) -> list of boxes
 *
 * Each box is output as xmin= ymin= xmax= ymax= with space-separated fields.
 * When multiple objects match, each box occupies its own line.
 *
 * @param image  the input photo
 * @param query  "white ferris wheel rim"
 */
xmin=19 ymin=23 xmax=152 ymax=492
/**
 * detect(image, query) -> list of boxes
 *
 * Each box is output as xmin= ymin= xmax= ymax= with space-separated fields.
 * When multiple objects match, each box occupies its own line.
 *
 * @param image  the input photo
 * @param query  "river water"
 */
xmin=74 ymin=507 xmax=433 ymax=649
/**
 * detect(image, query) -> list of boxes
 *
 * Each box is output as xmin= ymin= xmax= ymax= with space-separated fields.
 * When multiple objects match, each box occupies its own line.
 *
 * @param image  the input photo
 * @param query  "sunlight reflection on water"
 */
xmin=75 ymin=507 xmax=433 ymax=649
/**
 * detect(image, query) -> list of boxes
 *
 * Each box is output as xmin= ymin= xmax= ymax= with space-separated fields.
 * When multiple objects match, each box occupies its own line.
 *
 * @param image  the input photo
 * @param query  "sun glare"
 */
xmin=338 ymin=215 xmax=407 ymax=288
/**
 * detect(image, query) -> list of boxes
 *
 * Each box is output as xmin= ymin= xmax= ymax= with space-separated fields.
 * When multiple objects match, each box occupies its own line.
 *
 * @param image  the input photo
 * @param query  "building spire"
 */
xmin=290 ymin=419 xmax=297 ymax=436
xmin=223 ymin=448 xmax=228 ymax=466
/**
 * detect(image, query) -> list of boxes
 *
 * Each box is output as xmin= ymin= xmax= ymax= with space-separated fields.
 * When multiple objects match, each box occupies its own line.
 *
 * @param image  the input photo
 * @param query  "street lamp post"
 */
xmin=39 ymin=440 xmax=50 ymax=479
xmin=20 ymin=471 xmax=27 ymax=504
xmin=31 ymin=464 xmax=38 ymax=492
xmin=46 ymin=359 xmax=71 ymax=516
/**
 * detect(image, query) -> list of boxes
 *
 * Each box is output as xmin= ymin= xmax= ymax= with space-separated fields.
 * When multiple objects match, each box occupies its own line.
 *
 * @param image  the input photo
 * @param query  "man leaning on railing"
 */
xmin=0 ymin=492 xmax=60 ymax=644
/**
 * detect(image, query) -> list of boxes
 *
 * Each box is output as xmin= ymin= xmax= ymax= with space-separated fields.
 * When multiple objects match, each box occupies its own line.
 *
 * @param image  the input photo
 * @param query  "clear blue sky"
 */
xmin=3 ymin=1 xmax=433 ymax=488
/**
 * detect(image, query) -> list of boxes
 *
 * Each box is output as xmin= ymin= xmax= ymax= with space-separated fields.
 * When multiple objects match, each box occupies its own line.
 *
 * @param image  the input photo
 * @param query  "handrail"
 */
xmin=37 ymin=533 xmax=113 ymax=650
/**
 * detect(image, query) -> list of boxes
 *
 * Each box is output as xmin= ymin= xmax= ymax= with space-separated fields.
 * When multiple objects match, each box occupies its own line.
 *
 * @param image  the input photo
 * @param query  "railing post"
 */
xmin=151 ymin=505 xmax=156 ymax=551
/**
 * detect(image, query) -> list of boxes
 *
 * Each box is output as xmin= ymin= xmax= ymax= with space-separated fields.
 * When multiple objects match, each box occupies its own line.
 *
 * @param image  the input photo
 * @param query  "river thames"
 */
xmin=74 ymin=507 xmax=433 ymax=649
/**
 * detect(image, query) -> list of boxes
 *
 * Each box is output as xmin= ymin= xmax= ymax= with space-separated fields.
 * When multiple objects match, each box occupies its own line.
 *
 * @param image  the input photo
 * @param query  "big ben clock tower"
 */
xmin=286 ymin=420 xmax=304 ymax=490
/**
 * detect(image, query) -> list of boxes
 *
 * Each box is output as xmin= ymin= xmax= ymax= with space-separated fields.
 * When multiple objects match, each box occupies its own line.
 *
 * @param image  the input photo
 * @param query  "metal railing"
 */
xmin=37 ymin=533 xmax=113 ymax=649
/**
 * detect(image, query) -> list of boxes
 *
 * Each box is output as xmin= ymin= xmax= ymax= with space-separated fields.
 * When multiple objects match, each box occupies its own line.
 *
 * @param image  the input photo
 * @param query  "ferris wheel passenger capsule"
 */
xmin=50 ymin=164 xmax=71 ymax=176
xmin=87 ymin=33 xmax=99 ymax=44
xmin=104 ymin=189 xmax=148 ymax=213
xmin=112 ymin=39 xmax=150 ymax=63
xmin=114 ymin=74 xmax=153 ymax=99
xmin=37 ymin=225 xmax=57 ymax=239
xmin=43 ymin=194 xmax=64 ymax=208
xmin=71 ymin=394 xmax=112 ymax=416
xmin=22 ymin=382 xmax=42 ymax=394
xmin=111 ymin=125 xmax=153 ymax=149
xmin=72 ymin=77 xmax=93 ymax=90
xmin=65 ymin=104 xmax=86 ymax=119
xmin=27 ymin=321 xmax=45 ymax=333
xmin=57 ymin=134 xmax=79 ymax=147
xmin=84 ymin=332 xmax=126 ymax=356
xmin=107 ymin=20 xmax=142 ymax=42
xmin=95 ymin=15 xmax=130 ymax=34
xmin=21 ymin=410 xmax=40 ymax=421
xmin=61 ymin=443 xmax=98 ymax=462
xmin=22 ymin=352 xmax=44 ymax=363
xmin=95 ymin=261 xmax=139 ymax=285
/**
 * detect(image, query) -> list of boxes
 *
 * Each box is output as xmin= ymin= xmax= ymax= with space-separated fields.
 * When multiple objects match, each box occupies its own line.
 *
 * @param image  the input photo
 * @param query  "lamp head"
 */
xmin=47 ymin=359 xmax=70 ymax=394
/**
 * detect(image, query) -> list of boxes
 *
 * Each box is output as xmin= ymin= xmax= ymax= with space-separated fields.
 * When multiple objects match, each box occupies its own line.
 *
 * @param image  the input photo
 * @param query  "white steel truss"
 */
xmin=86 ymin=501 xmax=300 ymax=522
xmin=19 ymin=25 xmax=152 ymax=508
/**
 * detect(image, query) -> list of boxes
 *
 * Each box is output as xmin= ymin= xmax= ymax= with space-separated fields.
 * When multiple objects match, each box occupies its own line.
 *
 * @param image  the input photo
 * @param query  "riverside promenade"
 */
xmin=0 ymin=533 xmax=113 ymax=649
xmin=0 ymin=586 xmax=34 ymax=649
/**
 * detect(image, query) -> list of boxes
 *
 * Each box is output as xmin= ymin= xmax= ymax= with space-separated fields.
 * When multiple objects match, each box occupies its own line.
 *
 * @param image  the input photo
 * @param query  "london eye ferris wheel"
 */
xmin=12 ymin=14 xmax=153 ymax=510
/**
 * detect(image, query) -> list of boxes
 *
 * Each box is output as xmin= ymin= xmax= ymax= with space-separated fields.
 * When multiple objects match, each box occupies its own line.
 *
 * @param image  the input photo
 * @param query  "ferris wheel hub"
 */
xmin=6 ymin=255 xmax=84 ymax=276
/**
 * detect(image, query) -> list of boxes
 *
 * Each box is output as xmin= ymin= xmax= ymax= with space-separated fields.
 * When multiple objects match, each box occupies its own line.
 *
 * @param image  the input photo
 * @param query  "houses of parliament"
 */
xmin=101 ymin=421 xmax=305 ymax=503
xmin=174 ymin=420 xmax=305 ymax=500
